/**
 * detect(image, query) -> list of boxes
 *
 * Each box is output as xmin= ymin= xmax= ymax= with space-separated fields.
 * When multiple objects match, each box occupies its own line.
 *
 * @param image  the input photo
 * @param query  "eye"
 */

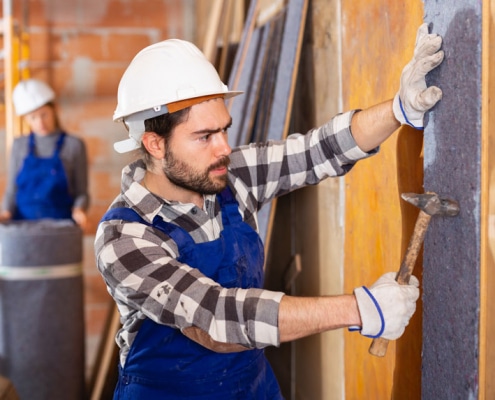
xmin=199 ymin=133 xmax=211 ymax=142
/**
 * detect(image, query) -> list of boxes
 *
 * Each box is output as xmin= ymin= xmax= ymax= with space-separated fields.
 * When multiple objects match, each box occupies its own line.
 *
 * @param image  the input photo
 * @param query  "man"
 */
xmin=95 ymin=23 xmax=443 ymax=399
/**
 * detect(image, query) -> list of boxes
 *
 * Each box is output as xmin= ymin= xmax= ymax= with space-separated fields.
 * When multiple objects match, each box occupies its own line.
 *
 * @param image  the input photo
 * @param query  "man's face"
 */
xmin=161 ymin=98 xmax=233 ymax=195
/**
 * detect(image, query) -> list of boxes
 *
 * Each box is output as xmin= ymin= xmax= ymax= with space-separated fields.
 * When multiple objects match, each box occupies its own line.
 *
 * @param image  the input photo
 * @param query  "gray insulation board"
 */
xmin=423 ymin=2 xmax=482 ymax=399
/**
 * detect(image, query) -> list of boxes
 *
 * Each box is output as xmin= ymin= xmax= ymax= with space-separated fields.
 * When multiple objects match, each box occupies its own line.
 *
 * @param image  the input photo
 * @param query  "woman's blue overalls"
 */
xmin=14 ymin=132 xmax=73 ymax=220
xmin=102 ymin=186 xmax=283 ymax=399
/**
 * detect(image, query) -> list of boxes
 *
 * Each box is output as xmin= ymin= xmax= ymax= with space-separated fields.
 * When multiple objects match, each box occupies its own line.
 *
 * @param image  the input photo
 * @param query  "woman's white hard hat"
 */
xmin=12 ymin=79 xmax=56 ymax=116
xmin=113 ymin=39 xmax=243 ymax=153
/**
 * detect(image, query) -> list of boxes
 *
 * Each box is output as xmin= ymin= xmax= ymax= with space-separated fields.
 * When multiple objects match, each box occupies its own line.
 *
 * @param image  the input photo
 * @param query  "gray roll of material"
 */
xmin=0 ymin=219 xmax=85 ymax=400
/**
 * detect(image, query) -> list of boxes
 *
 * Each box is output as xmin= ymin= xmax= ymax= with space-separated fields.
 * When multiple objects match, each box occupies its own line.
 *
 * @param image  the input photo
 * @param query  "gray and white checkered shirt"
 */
xmin=94 ymin=110 xmax=376 ymax=366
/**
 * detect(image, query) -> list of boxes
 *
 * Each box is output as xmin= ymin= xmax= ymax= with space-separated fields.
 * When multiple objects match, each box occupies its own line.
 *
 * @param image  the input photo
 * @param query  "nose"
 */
xmin=214 ymin=131 xmax=232 ymax=157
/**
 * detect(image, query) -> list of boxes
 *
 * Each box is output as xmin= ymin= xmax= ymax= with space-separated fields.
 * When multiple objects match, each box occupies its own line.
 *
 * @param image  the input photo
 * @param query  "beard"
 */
xmin=161 ymin=147 xmax=230 ymax=195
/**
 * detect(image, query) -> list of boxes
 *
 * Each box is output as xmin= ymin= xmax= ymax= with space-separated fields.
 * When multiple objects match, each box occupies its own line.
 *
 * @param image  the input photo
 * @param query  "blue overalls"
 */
xmin=14 ymin=132 xmax=73 ymax=220
xmin=101 ymin=186 xmax=283 ymax=399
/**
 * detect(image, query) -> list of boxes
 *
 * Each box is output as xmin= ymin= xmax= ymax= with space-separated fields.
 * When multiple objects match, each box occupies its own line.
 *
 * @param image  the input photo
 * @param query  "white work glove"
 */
xmin=393 ymin=23 xmax=444 ymax=129
xmin=352 ymin=272 xmax=420 ymax=340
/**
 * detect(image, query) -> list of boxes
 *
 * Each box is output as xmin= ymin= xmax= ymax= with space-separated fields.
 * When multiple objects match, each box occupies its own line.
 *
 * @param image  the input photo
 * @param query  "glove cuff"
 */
xmin=393 ymin=93 xmax=424 ymax=130
xmin=353 ymin=286 xmax=385 ymax=338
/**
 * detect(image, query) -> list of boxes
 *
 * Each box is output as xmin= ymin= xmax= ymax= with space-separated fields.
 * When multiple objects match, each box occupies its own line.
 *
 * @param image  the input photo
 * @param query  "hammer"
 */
xmin=368 ymin=191 xmax=459 ymax=357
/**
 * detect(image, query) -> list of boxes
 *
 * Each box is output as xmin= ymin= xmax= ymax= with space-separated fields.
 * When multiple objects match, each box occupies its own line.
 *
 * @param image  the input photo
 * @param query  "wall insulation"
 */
xmin=422 ymin=1 xmax=482 ymax=398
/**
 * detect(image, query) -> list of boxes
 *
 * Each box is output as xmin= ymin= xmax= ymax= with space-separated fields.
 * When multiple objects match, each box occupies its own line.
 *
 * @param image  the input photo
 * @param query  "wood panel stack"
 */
xmin=227 ymin=0 xmax=308 ymax=249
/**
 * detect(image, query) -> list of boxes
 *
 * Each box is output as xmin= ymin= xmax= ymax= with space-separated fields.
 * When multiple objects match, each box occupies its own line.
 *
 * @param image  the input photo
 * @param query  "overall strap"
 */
xmin=101 ymin=186 xmax=239 ymax=248
xmin=217 ymin=185 xmax=236 ymax=206
xmin=28 ymin=132 xmax=36 ymax=156
xmin=100 ymin=207 xmax=194 ymax=248
xmin=54 ymin=132 xmax=66 ymax=155
xmin=100 ymin=207 xmax=146 ymax=224
xmin=101 ymin=186 xmax=236 ymax=225
xmin=217 ymin=185 xmax=244 ymax=228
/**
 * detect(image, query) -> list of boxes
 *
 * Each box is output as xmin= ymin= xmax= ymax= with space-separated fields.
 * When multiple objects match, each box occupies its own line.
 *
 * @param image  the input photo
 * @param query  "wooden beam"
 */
xmin=202 ymin=0 xmax=224 ymax=63
xmin=479 ymin=0 xmax=495 ymax=398
xmin=218 ymin=0 xmax=235 ymax=80
xmin=88 ymin=302 xmax=120 ymax=400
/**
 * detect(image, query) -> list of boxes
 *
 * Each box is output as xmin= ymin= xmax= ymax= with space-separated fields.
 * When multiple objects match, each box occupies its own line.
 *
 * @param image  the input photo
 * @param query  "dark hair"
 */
xmin=141 ymin=107 xmax=190 ymax=167
xmin=44 ymin=101 xmax=62 ymax=130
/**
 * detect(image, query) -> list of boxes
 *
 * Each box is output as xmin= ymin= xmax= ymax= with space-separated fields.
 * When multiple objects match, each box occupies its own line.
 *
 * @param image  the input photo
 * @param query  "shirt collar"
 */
xmin=120 ymin=159 xmax=218 ymax=223
xmin=120 ymin=159 xmax=164 ymax=224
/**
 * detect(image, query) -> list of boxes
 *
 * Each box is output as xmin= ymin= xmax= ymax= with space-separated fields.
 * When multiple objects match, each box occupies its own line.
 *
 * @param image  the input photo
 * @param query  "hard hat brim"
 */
xmin=113 ymin=91 xmax=243 ymax=153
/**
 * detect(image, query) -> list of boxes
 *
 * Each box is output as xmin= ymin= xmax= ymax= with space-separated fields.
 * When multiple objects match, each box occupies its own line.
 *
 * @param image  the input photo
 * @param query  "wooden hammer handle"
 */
xmin=369 ymin=211 xmax=431 ymax=357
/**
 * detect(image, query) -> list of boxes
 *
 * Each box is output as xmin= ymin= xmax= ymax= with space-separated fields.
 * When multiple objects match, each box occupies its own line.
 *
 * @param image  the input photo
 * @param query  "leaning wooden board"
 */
xmin=228 ymin=0 xmax=309 ymax=249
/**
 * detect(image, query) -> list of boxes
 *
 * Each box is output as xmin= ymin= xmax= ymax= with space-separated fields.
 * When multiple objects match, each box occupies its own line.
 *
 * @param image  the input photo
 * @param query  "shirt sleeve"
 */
xmin=228 ymin=110 xmax=378 ymax=208
xmin=94 ymin=220 xmax=284 ymax=349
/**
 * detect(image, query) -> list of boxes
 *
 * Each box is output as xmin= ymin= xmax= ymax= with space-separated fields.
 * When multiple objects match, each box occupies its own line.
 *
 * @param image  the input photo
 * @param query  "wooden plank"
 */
xmin=201 ymin=0 xmax=225 ymax=63
xmin=265 ymin=0 xmax=306 ymax=142
xmin=257 ymin=0 xmax=308 ymax=249
xmin=88 ymin=302 xmax=120 ymax=400
xmin=227 ymin=0 xmax=261 ymax=147
xmin=230 ymin=0 xmax=246 ymax=44
xmin=218 ymin=0 xmax=235 ymax=80
xmin=227 ymin=0 xmax=260 ymax=95
xmin=229 ymin=0 xmax=308 ymax=246
xmin=251 ymin=12 xmax=285 ymax=144
xmin=480 ymin=1 xmax=495 ymax=398
xmin=227 ymin=0 xmax=290 ymax=147
xmin=231 ymin=26 xmax=268 ymax=147
xmin=283 ymin=253 xmax=302 ymax=292
xmin=342 ymin=3 xmax=425 ymax=399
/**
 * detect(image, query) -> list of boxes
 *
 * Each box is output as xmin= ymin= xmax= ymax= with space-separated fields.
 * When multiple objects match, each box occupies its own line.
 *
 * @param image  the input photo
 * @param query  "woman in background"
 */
xmin=0 ymin=78 xmax=89 ymax=228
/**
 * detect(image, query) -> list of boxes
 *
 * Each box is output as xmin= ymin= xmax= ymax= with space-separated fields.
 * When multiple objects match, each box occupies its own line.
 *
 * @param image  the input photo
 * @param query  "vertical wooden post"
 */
xmin=480 ymin=1 xmax=495 ymax=399
xmin=3 ymin=0 xmax=17 ymax=166
xmin=342 ymin=2 xmax=424 ymax=398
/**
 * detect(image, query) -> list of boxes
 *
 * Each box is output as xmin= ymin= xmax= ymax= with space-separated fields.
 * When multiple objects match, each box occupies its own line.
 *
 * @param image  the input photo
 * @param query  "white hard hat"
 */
xmin=113 ymin=39 xmax=243 ymax=153
xmin=12 ymin=79 xmax=56 ymax=116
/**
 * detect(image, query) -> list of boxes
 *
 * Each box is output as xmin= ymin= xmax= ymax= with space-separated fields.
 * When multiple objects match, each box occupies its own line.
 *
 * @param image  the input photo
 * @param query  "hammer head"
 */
xmin=401 ymin=192 xmax=460 ymax=216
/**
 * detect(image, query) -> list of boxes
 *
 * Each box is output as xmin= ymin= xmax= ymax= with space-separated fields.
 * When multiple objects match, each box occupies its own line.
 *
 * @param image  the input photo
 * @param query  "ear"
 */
xmin=141 ymin=132 xmax=165 ymax=159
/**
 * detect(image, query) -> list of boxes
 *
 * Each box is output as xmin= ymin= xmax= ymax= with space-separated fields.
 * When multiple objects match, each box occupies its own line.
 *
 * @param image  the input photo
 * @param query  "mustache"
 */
xmin=208 ymin=156 xmax=230 ymax=171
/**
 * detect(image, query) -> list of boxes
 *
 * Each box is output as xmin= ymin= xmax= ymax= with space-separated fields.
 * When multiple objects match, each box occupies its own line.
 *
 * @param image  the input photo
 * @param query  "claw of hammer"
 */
xmin=401 ymin=192 xmax=460 ymax=217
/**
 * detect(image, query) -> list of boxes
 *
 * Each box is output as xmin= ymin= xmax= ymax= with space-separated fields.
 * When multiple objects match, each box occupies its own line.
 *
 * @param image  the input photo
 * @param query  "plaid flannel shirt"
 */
xmin=94 ymin=110 xmax=376 ymax=366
